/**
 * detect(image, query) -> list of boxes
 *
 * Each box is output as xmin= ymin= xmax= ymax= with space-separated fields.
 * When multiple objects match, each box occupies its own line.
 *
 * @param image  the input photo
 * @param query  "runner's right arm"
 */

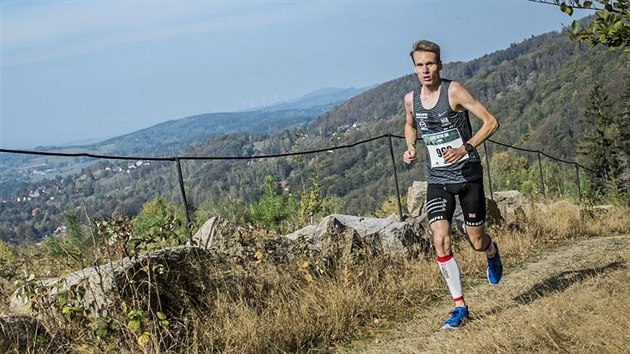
xmin=403 ymin=92 xmax=417 ymax=165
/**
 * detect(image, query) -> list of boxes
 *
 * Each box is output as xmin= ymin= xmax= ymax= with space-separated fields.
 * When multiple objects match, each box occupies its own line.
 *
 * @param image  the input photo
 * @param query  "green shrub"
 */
xmin=44 ymin=210 xmax=95 ymax=266
xmin=131 ymin=198 xmax=187 ymax=253
xmin=249 ymin=176 xmax=298 ymax=232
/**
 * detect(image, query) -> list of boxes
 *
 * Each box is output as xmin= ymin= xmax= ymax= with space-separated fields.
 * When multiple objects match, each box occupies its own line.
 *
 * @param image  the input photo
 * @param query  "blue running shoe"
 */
xmin=442 ymin=306 xmax=469 ymax=329
xmin=487 ymin=242 xmax=503 ymax=285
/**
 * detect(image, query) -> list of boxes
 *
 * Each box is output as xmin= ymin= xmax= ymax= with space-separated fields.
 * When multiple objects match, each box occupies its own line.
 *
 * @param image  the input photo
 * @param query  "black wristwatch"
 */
xmin=464 ymin=143 xmax=474 ymax=153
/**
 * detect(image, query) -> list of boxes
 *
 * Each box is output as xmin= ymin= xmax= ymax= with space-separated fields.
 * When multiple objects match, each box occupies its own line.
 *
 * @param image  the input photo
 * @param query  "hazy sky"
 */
xmin=1 ymin=0 xmax=585 ymax=149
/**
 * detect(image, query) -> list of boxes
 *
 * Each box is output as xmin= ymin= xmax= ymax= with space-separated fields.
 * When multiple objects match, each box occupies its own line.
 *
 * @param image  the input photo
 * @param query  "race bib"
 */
xmin=422 ymin=128 xmax=469 ymax=168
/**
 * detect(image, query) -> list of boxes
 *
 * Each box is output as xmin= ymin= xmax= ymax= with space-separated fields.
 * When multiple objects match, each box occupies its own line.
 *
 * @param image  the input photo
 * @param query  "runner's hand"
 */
xmin=403 ymin=147 xmax=417 ymax=164
xmin=442 ymin=145 xmax=467 ymax=164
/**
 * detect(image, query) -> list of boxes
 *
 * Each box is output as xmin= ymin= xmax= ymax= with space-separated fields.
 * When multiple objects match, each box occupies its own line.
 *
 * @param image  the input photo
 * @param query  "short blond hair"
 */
xmin=410 ymin=40 xmax=441 ymax=63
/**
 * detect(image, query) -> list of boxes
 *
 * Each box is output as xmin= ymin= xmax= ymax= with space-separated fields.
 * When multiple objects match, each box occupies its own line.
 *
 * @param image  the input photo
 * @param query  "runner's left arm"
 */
xmin=442 ymin=81 xmax=499 ymax=164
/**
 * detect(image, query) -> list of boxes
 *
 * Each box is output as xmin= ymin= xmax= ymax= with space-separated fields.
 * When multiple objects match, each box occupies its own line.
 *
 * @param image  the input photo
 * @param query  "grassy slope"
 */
xmin=341 ymin=234 xmax=630 ymax=353
xmin=2 ymin=200 xmax=629 ymax=353
xmin=337 ymin=200 xmax=630 ymax=353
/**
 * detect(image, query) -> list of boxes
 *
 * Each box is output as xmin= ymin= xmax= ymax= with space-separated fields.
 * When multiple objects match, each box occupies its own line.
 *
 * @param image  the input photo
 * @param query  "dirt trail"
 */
xmin=339 ymin=235 xmax=630 ymax=354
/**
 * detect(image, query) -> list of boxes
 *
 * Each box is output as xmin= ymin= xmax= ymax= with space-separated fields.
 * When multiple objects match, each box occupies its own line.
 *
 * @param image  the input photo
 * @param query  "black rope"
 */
xmin=389 ymin=135 xmax=596 ymax=174
xmin=177 ymin=134 xmax=388 ymax=161
xmin=1 ymin=135 xmax=597 ymax=177
xmin=0 ymin=148 xmax=175 ymax=161
xmin=1 ymin=134 xmax=388 ymax=162
xmin=487 ymin=139 xmax=597 ymax=174
xmin=1 ymin=135 xmax=597 ymax=196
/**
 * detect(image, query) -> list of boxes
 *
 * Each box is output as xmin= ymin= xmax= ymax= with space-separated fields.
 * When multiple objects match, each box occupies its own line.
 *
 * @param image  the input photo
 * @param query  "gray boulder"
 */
xmin=486 ymin=197 xmax=504 ymax=225
xmin=10 ymin=246 xmax=211 ymax=318
xmin=192 ymin=216 xmax=253 ymax=255
xmin=492 ymin=190 xmax=528 ymax=221
xmin=407 ymin=181 xmax=428 ymax=218
xmin=285 ymin=214 xmax=428 ymax=259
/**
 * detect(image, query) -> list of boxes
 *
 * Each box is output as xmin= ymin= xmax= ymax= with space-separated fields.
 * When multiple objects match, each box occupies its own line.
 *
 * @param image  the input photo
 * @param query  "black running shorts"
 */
xmin=426 ymin=179 xmax=486 ymax=226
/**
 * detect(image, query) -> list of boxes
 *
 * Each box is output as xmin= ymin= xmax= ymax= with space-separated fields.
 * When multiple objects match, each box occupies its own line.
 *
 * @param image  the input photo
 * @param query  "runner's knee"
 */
xmin=469 ymin=233 xmax=491 ymax=252
xmin=430 ymin=221 xmax=452 ymax=255
xmin=470 ymin=238 xmax=486 ymax=251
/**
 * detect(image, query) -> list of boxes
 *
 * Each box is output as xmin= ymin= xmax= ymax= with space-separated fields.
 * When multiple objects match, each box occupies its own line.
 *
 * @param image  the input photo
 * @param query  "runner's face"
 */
xmin=412 ymin=51 xmax=441 ymax=88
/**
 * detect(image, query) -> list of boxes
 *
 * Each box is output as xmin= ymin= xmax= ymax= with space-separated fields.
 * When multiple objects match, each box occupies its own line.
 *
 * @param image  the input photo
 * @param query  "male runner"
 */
xmin=402 ymin=40 xmax=503 ymax=329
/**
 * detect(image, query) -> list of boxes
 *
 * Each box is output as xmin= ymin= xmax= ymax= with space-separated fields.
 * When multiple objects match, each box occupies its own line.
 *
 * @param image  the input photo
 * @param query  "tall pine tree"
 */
xmin=579 ymin=80 xmax=630 ymax=202
xmin=613 ymin=78 xmax=630 ymax=201
xmin=578 ymin=83 xmax=614 ymax=197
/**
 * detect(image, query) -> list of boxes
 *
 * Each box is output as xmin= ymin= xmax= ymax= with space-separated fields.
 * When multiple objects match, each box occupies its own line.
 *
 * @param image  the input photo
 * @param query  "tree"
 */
xmin=298 ymin=172 xmax=323 ymax=225
xmin=578 ymin=84 xmax=616 ymax=196
xmin=530 ymin=0 xmax=630 ymax=50
xmin=249 ymin=176 xmax=297 ymax=232
xmin=612 ymin=77 xmax=630 ymax=201
xmin=618 ymin=78 xmax=630 ymax=159
xmin=44 ymin=210 xmax=94 ymax=266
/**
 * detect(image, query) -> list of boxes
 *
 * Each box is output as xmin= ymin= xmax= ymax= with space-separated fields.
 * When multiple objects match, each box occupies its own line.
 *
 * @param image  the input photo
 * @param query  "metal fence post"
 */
xmin=387 ymin=134 xmax=404 ymax=221
xmin=575 ymin=164 xmax=581 ymax=200
xmin=175 ymin=158 xmax=193 ymax=244
xmin=537 ymin=152 xmax=546 ymax=197
xmin=483 ymin=142 xmax=494 ymax=200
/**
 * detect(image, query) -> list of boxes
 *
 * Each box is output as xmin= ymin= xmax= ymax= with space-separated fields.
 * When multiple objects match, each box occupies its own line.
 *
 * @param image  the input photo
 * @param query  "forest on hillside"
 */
xmin=1 ymin=29 xmax=629 ymax=244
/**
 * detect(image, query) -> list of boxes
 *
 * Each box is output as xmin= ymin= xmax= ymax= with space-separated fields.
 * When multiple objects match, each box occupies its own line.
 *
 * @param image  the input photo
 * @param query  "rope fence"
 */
xmin=0 ymin=134 xmax=599 ymax=243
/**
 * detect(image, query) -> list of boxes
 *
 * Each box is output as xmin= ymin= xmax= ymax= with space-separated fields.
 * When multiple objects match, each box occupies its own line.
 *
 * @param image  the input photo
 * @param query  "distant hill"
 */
xmin=21 ymin=86 xmax=370 ymax=157
xmin=0 ymin=86 xmax=370 ymax=184
xmin=258 ymin=87 xmax=373 ymax=111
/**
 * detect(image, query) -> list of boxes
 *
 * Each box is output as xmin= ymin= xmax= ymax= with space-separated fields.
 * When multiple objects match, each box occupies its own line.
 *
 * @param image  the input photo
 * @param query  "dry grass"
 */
xmin=1 ymin=199 xmax=630 ymax=353
xmin=176 ymin=255 xmax=445 ymax=354
xmin=414 ymin=237 xmax=630 ymax=354
xmin=341 ymin=200 xmax=630 ymax=354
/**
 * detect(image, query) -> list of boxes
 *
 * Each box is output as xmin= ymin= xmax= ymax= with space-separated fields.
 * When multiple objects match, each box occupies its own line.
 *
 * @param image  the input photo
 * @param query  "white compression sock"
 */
xmin=436 ymin=254 xmax=464 ymax=302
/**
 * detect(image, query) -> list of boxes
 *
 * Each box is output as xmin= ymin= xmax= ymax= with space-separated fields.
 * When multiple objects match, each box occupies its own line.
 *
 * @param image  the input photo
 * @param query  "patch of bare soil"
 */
xmin=339 ymin=235 xmax=630 ymax=354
